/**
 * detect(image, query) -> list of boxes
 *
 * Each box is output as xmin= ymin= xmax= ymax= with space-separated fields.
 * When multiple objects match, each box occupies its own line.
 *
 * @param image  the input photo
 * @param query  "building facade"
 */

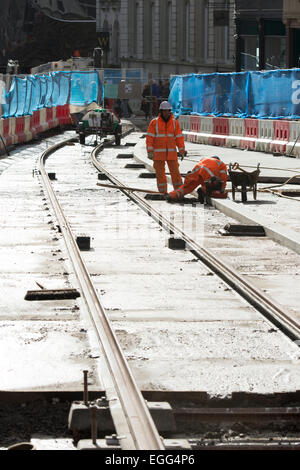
xmin=4 ymin=0 xmax=298 ymax=76
xmin=96 ymin=1 xmax=236 ymax=78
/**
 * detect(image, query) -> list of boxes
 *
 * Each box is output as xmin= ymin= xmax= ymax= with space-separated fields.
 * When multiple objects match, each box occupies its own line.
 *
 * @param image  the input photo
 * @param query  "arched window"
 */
xmin=168 ymin=1 xmax=172 ymax=59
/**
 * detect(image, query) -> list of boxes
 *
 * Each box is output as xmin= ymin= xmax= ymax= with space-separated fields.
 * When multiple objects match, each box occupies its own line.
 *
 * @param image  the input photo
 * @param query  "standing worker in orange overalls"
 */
xmin=167 ymin=156 xmax=228 ymax=202
xmin=146 ymin=101 xmax=186 ymax=194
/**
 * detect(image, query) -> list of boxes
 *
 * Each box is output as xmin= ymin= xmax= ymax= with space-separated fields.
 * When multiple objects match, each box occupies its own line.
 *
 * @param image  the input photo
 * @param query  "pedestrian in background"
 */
xmin=113 ymin=99 xmax=123 ymax=120
xmin=151 ymin=80 xmax=160 ymax=115
xmin=141 ymin=83 xmax=151 ymax=119
xmin=161 ymin=80 xmax=170 ymax=99
xmin=146 ymin=101 xmax=186 ymax=194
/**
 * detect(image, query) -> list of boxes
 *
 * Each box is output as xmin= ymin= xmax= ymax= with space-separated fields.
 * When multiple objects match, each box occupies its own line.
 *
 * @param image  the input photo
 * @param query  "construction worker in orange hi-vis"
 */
xmin=146 ymin=101 xmax=187 ymax=194
xmin=167 ymin=156 xmax=228 ymax=202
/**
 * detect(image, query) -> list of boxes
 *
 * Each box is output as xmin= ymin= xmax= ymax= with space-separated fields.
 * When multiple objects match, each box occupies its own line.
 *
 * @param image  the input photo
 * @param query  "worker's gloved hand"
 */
xmin=179 ymin=150 xmax=187 ymax=160
xmin=147 ymin=152 xmax=154 ymax=160
xmin=208 ymin=177 xmax=222 ymax=191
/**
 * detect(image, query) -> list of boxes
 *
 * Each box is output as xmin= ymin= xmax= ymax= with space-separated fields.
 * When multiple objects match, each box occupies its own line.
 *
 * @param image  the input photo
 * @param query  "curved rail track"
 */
xmin=39 ymin=136 xmax=164 ymax=450
xmin=3 ymin=127 xmax=300 ymax=449
xmin=46 ymin=131 xmax=300 ymax=433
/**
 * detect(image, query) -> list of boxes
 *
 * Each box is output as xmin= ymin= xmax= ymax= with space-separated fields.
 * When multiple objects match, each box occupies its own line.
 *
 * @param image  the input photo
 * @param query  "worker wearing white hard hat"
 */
xmin=159 ymin=101 xmax=172 ymax=110
xmin=146 ymin=101 xmax=187 ymax=194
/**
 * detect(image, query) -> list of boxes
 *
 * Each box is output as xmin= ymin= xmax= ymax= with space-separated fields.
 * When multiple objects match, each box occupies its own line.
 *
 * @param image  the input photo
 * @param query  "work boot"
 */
xmin=197 ymin=188 xmax=205 ymax=203
xmin=165 ymin=194 xmax=175 ymax=203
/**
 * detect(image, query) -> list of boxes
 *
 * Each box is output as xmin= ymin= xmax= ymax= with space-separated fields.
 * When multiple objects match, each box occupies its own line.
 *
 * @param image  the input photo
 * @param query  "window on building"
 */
xmin=113 ymin=20 xmax=120 ymax=65
xmin=57 ymin=1 xmax=65 ymax=13
xmin=239 ymin=20 xmax=286 ymax=70
xmin=264 ymin=21 xmax=286 ymax=69
xmin=168 ymin=1 xmax=172 ymax=59
xmin=151 ymin=2 xmax=155 ymax=57
xmin=265 ymin=36 xmax=285 ymax=69
xmin=238 ymin=20 xmax=259 ymax=70
xmin=204 ymin=3 xmax=208 ymax=59
xmin=134 ymin=2 xmax=139 ymax=56
xmin=214 ymin=10 xmax=229 ymax=61
xmin=241 ymin=36 xmax=259 ymax=70
xmin=185 ymin=1 xmax=190 ymax=61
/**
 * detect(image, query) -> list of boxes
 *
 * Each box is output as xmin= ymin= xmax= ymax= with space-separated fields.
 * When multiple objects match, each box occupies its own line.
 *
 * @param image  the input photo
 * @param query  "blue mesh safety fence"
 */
xmin=169 ymin=69 xmax=300 ymax=119
xmin=1 ymin=70 xmax=103 ymax=118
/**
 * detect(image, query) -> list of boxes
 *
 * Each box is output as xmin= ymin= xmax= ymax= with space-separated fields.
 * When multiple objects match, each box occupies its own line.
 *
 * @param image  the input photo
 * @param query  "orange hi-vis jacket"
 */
xmin=146 ymin=114 xmax=185 ymax=161
xmin=169 ymin=156 xmax=228 ymax=200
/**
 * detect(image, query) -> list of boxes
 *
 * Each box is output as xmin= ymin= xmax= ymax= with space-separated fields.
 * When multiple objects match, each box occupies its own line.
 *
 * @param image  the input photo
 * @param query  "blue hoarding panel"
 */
xmin=169 ymin=69 xmax=300 ymax=119
xmin=1 ymin=70 xmax=102 ymax=118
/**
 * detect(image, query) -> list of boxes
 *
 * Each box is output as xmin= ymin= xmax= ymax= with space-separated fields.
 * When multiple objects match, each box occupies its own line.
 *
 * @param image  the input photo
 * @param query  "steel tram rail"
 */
xmin=38 ymin=138 xmax=164 ymax=450
xmin=92 ymin=144 xmax=300 ymax=344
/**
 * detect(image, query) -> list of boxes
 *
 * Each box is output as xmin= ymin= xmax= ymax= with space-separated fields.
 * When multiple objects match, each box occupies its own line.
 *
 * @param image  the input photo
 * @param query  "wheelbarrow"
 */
xmin=228 ymin=162 xmax=260 ymax=202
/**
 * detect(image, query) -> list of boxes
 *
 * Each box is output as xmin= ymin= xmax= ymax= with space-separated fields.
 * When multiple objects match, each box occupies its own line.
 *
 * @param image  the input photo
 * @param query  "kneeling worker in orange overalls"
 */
xmin=146 ymin=101 xmax=186 ymax=194
xmin=167 ymin=156 xmax=228 ymax=202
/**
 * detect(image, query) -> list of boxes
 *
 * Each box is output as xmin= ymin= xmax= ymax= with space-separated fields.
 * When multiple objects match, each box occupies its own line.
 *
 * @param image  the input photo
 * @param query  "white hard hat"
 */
xmin=159 ymin=101 xmax=172 ymax=110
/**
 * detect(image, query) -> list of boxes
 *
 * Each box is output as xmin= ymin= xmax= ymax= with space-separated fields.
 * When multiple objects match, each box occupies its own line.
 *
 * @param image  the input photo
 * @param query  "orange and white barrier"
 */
xmin=55 ymin=104 xmax=71 ymax=125
xmin=227 ymin=118 xmax=245 ymax=148
xmin=270 ymin=120 xmax=290 ymax=154
xmin=287 ymin=121 xmax=300 ymax=157
xmin=0 ymin=105 xmax=71 ymax=153
xmin=255 ymin=120 xmax=273 ymax=152
xmin=179 ymin=115 xmax=300 ymax=158
xmin=209 ymin=117 xmax=229 ymax=146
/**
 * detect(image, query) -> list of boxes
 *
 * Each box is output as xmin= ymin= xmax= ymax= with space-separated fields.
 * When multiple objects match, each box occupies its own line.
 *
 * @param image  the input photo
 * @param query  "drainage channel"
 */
xmin=91 ymin=144 xmax=300 ymax=344
xmin=39 ymin=137 xmax=164 ymax=450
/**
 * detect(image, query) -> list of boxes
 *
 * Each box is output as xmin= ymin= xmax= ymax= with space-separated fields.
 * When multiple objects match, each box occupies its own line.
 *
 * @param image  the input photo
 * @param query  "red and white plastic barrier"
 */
xmin=210 ymin=117 xmax=229 ymax=146
xmin=179 ymin=115 xmax=300 ymax=158
xmin=0 ymin=106 xmax=72 ymax=152
xmin=55 ymin=104 xmax=71 ymax=125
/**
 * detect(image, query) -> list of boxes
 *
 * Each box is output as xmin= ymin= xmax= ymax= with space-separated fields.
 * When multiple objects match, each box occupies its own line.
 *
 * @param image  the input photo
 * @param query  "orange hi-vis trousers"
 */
xmin=153 ymin=160 xmax=183 ymax=193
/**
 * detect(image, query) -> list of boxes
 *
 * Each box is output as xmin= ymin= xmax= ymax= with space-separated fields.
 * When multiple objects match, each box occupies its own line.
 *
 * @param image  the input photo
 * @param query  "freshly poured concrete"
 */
xmin=47 ymin=133 xmax=300 ymax=396
xmin=0 ymin=135 xmax=100 ymax=391
xmin=1 ymin=129 xmax=300 ymax=397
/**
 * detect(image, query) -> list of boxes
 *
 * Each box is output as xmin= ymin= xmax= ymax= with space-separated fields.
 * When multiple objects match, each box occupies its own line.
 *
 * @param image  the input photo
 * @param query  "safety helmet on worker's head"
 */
xmin=159 ymin=101 xmax=172 ymax=110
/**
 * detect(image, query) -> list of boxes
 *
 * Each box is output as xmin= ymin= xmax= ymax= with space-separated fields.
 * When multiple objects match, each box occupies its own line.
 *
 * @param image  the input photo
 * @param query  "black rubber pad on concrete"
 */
xmin=144 ymin=194 xmax=166 ymax=200
xmin=116 ymin=154 xmax=133 ymax=158
xmin=219 ymin=224 xmax=266 ymax=236
xmin=125 ymin=163 xmax=146 ymax=169
xmin=139 ymin=172 xmax=156 ymax=178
